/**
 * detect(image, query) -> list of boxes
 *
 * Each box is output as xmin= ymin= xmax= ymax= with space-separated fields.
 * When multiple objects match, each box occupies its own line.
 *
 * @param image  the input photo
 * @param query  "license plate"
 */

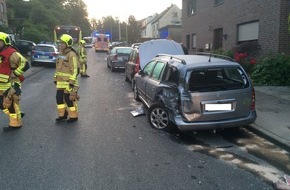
xmin=205 ymin=103 xmax=232 ymax=111
xmin=39 ymin=56 xmax=49 ymax=59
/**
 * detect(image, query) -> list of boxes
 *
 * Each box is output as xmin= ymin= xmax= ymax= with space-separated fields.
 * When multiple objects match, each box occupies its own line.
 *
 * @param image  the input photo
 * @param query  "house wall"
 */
xmin=182 ymin=0 xmax=290 ymax=55
xmin=159 ymin=5 xmax=182 ymax=29
xmin=0 ymin=0 xmax=8 ymax=27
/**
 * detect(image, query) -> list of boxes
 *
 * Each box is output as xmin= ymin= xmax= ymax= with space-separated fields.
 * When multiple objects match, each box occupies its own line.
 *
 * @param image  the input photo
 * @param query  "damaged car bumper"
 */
xmin=174 ymin=111 xmax=257 ymax=131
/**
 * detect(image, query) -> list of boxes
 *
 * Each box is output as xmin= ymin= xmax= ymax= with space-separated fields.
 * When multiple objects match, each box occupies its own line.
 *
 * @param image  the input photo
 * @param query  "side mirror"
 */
xmin=138 ymin=70 xmax=144 ymax=75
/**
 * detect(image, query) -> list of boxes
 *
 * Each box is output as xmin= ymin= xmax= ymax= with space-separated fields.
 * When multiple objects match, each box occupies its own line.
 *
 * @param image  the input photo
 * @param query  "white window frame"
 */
xmin=192 ymin=34 xmax=196 ymax=49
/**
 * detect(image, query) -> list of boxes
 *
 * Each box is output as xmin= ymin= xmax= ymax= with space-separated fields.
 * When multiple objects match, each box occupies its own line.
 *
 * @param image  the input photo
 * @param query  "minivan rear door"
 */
xmin=184 ymin=67 xmax=252 ymax=122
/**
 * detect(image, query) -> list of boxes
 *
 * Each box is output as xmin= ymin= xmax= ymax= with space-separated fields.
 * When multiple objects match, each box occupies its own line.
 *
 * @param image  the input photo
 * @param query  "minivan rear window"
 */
xmin=187 ymin=67 xmax=249 ymax=92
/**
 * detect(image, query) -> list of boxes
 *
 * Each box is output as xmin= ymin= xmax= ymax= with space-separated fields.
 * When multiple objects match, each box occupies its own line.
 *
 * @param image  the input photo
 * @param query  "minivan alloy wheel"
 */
xmin=148 ymin=104 xmax=170 ymax=130
xmin=133 ymin=83 xmax=140 ymax=101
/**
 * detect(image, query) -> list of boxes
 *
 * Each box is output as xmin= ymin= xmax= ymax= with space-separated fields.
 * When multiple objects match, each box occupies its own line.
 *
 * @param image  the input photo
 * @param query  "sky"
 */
xmin=83 ymin=0 xmax=182 ymax=22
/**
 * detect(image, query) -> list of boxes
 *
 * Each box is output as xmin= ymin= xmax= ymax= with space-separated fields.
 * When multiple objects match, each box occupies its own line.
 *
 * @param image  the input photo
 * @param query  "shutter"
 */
xmin=238 ymin=21 xmax=259 ymax=42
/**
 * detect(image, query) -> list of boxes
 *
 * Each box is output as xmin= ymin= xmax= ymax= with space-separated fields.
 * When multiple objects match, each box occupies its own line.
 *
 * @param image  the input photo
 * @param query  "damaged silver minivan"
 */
xmin=133 ymin=53 xmax=257 ymax=131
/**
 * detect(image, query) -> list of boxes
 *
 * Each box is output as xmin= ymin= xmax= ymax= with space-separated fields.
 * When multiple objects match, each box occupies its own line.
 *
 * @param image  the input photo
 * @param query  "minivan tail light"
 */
xmin=251 ymin=87 xmax=256 ymax=110
xmin=31 ymin=51 xmax=36 ymax=55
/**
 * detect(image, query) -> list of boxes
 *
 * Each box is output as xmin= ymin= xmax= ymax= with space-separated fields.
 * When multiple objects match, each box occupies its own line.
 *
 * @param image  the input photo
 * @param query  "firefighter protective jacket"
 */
xmin=78 ymin=45 xmax=87 ymax=64
xmin=54 ymin=48 xmax=78 ymax=91
xmin=0 ymin=46 xmax=29 ymax=94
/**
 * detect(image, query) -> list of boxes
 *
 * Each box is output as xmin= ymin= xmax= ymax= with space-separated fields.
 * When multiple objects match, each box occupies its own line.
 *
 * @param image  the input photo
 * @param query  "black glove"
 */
xmin=54 ymin=81 xmax=57 ymax=85
xmin=13 ymin=83 xmax=22 ymax=96
xmin=69 ymin=83 xmax=74 ymax=89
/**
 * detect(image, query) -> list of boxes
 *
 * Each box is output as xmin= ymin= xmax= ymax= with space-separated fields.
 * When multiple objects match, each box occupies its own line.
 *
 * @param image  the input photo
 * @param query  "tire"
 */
xmin=111 ymin=63 xmax=115 ymax=72
xmin=148 ymin=103 xmax=173 ymax=131
xmin=133 ymin=82 xmax=140 ymax=102
xmin=131 ymin=79 xmax=135 ymax=91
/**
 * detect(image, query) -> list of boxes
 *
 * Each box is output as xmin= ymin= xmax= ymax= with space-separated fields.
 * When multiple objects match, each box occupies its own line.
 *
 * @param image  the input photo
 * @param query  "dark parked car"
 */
xmin=15 ymin=40 xmax=36 ymax=56
xmin=107 ymin=47 xmax=133 ymax=72
xmin=30 ymin=44 xmax=58 ymax=66
xmin=133 ymin=53 xmax=257 ymax=132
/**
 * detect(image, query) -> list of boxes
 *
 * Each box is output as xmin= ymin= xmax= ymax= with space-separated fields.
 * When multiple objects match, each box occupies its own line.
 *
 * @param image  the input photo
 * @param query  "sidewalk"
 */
xmin=249 ymin=86 xmax=290 ymax=151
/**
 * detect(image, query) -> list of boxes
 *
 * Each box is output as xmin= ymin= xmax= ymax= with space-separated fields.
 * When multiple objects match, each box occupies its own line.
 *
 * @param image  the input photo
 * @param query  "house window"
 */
xmin=171 ymin=12 xmax=179 ymax=23
xmin=0 ymin=3 xmax=4 ymax=13
xmin=187 ymin=0 xmax=197 ymax=16
xmin=172 ymin=12 xmax=177 ymax=18
xmin=238 ymin=21 xmax=259 ymax=42
xmin=214 ymin=0 xmax=224 ymax=5
xmin=186 ymin=35 xmax=190 ymax=49
xmin=192 ymin=34 xmax=196 ymax=49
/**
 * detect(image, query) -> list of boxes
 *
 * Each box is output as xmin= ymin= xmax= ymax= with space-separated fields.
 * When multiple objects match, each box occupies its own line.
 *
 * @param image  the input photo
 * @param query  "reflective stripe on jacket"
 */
xmin=78 ymin=46 xmax=87 ymax=63
xmin=54 ymin=48 xmax=78 ymax=89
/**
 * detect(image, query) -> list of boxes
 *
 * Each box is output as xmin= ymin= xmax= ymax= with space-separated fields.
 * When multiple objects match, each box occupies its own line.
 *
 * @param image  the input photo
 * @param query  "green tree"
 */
xmin=127 ymin=15 xmax=141 ymax=44
xmin=6 ymin=0 xmax=92 ymax=42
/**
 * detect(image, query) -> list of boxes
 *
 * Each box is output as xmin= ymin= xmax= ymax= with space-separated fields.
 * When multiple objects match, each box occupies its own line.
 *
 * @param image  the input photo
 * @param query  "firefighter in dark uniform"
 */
xmin=54 ymin=34 xmax=79 ymax=123
xmin=0 ymin=32 xmax=29 ymax=131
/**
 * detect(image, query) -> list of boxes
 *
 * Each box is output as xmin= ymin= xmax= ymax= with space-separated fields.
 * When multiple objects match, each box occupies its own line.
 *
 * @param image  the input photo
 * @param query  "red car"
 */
xmin=125 ymin=48 xmax=140 ymax=89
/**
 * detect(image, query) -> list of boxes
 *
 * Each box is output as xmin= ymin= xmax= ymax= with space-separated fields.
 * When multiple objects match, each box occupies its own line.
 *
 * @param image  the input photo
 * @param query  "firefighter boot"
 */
xmin=56 ymin=106 xmax=68 ymax=122
xmin=67 ymin=107 xmax=78 ymax=123
xmin=3 ymin=114 xmax=22 ymax=132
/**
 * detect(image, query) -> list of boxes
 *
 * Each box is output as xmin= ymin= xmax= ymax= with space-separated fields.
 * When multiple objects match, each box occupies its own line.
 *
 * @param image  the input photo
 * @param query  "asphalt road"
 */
xmin=0 ymin=49 xmax=275 ymax=190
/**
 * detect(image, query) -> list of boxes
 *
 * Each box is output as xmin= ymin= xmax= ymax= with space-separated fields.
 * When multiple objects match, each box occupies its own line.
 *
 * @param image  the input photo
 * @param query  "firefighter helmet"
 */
xmin=0 ymin=32 xmax=11 ymax=45
xmin=80 ymin=40 xmax=86 ymax=45
xmin=59 ymin=34 xmax=73 ymax=47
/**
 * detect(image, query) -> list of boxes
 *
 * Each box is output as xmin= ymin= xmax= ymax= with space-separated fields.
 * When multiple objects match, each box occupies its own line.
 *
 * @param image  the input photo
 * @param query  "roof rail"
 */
xmin=156 ymin=54 xmax=186 ymax=65
xmin=195 ymin=52 xmax=235 ymax=62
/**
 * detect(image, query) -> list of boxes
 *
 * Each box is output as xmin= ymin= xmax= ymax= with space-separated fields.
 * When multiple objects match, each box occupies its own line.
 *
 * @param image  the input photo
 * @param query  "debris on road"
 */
xmin=273 ymin=175 xmax=290 ymax=190
xmin=130 ymin=106 xmax=145 ymax=117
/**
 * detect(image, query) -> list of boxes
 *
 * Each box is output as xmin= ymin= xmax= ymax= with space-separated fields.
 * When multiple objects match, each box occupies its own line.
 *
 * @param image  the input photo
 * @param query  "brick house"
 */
xmin=181 ymin=0 xmax=290 ymax=55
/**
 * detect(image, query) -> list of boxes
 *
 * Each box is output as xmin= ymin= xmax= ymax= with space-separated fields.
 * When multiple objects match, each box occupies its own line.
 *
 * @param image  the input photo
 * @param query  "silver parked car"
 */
xmin=107 ymin=47 xmax=133 ymax=72
xmin=133 ymin=53 xmax=257 ymax=131
xmin=31 ymin=44 xmax=58 ymax=66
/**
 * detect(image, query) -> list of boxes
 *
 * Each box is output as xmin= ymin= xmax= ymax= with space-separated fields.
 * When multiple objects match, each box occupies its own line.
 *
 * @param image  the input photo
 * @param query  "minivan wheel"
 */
xmin=111 ymin=63 xmax=115 ymax=72
xmin=148 ymin=103 xmax=172 ymax=131
xmin=131 ymin=79 xmax=135 ymax=91
xmin=133 ymin=83 xmax=140 ymax=102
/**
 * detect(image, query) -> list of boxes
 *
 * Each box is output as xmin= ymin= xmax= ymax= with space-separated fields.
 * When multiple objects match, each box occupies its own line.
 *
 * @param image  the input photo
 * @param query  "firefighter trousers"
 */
xmin=56 ymin=90 xmax=78 ymax=119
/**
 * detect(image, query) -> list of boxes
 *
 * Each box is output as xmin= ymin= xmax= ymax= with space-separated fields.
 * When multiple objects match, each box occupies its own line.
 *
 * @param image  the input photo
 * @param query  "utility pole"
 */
xmin=126 ymin=23 xmax=128 ymax=45
xmin=118 ymin=21 xmax=121 ymax=41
